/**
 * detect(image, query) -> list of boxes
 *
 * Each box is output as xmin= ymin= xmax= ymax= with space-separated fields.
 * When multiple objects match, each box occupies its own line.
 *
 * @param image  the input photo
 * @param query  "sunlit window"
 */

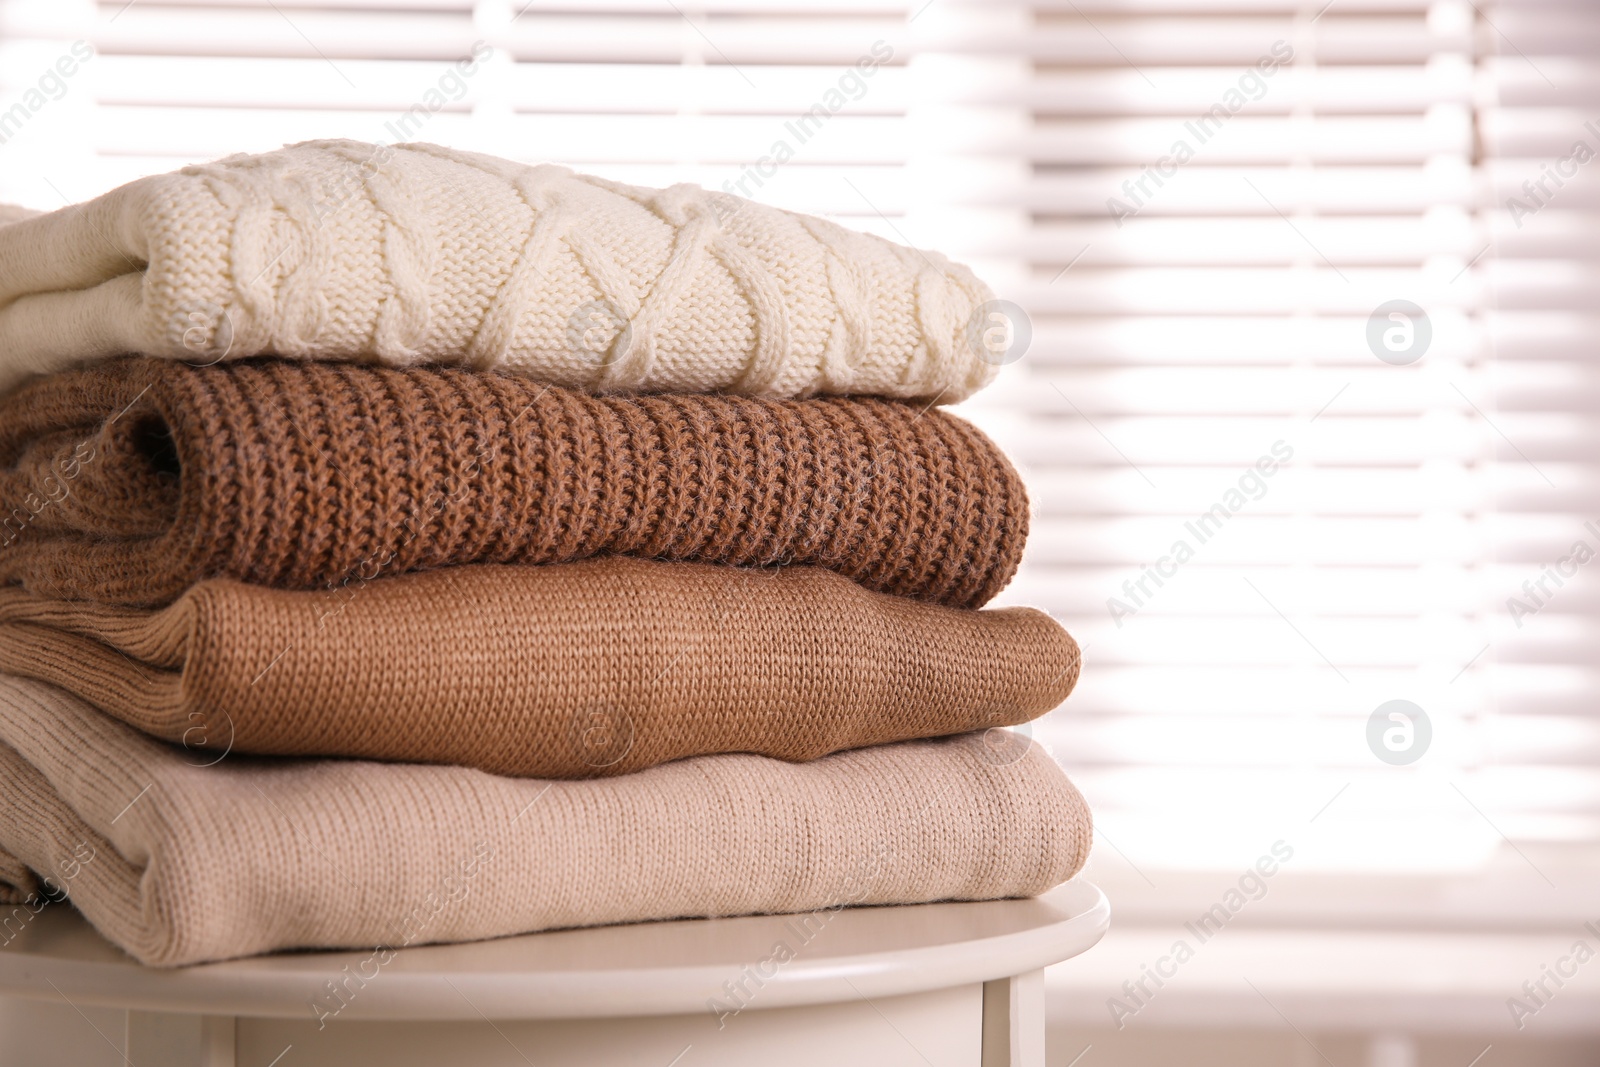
xmin=1 ymin=0 xmax=1590 ymax=892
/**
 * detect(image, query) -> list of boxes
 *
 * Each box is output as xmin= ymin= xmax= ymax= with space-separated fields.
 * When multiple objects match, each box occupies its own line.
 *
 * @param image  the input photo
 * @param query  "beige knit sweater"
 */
xmin=0 ymin=675 xmax=1092 ymax=967
xmin=0 ymin=140 xmax=997 ymax=400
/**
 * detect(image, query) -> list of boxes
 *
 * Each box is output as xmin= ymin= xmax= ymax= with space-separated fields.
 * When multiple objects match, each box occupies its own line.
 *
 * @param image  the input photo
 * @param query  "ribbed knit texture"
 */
xmin=0 ymin=556 xmax=1079 ymax=777
xmin=0 ymin=848 xmax=31 ymax=904
xmin=0 ymin=358 xmax=1027 ymax=608
xmin=0 ymin=674 xmax=1093 ymax=967
xmin=0 ymin=140 xmax=998 ymax=401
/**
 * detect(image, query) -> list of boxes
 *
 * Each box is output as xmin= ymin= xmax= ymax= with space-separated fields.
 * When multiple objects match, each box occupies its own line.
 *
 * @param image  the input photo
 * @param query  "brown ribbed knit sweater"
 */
xmin=0 ymin=556 xmax=1079 ymax=777
xmin=0 ymin=359 xmax=1026 ymax=608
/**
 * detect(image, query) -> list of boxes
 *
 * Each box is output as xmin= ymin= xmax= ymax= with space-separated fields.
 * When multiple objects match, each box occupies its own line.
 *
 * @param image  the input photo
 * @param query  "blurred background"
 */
xmin=3 ymin=0 xmax=1600 ymax=1063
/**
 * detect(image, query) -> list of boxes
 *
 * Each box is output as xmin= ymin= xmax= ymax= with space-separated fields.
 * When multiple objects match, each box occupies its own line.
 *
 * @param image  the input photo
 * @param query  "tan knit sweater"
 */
xmin=0 ymin=359 xmax=1026 ymax=608
xmin=0 ymin=556 xmax=1079 ymax=777
xmin=0 ymin=140 xmax=997 ymax=401
xmin=0 ymin=674 xmax=1092 ymax=967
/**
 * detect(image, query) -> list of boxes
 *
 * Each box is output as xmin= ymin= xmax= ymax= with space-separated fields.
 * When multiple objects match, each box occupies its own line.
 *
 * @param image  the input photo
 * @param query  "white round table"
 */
xmin=0 ymin=881 xmax=1107 ymax=1067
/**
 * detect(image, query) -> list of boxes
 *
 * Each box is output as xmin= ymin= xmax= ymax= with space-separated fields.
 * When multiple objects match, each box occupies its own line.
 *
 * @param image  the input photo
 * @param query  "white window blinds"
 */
xmin=0 ymin=0 xmax=1586 ymax=881
xmin=946 ymin=0 xmax=1505 ymax=876
xmin=1483 ymin=0 xmax=1600 ymax=848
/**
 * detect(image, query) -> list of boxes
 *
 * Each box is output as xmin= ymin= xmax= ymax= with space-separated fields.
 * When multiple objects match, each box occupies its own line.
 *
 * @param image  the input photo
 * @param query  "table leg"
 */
xmin=126 ymin=1011 xmax=236 ymax=1066
xmin=981 ymin=970 xmax=1044 ymax=1067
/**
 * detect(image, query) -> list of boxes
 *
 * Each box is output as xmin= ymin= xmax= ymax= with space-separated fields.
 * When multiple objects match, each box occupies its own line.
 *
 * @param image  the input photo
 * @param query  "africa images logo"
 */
xmin=1366 ymin=699 xmax=1430 ymax=766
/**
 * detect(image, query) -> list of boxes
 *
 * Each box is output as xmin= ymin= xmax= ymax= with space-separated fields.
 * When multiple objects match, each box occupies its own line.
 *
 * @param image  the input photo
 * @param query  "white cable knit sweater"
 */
xmin=0 ymin=140 xmax=998 ymax=400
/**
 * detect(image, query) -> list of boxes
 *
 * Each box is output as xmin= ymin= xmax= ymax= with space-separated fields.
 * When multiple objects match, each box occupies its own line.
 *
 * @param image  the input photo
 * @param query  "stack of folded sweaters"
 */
xmin=0 ymin=140 xmax=1089 ymax=968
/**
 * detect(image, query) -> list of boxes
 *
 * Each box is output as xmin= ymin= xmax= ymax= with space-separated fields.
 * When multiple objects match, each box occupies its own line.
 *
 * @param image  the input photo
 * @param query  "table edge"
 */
xmin=0 ymin=882 xmax=1111 ymax=1020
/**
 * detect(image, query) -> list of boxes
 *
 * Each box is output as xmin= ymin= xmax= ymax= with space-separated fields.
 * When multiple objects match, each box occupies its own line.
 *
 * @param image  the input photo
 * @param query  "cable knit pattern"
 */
xmin=0 ymin=674 xmax=1093 ymax=967
xmin=0 ymin=359 xmax=1027 ymax=608
xmin=0 ymin=556 xmax=1080 ymax=777
xmin=0 ymin=139 xmax=998 ymax=400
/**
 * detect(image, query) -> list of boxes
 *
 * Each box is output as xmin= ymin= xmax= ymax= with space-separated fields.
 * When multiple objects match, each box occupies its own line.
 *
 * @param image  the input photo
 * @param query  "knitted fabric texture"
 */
xmin=0 ymin=139 xmax=998 ymax=400
xmin=0 ymin=556 xmax=1080 ymax=777
xmin=0 ymin=674 xmax=1093 ymax=967
xmin=0 ymin=359 xmax=1026 ymax=608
